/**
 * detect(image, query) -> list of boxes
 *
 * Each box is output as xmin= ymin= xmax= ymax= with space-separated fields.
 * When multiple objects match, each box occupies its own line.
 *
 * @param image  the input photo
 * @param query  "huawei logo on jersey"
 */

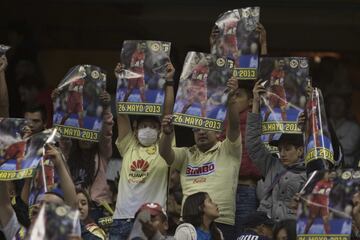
xmin=186 ymin=162 xmax=215 ymax=177
xmin=130 ymin=159 xmax=149 ymax=172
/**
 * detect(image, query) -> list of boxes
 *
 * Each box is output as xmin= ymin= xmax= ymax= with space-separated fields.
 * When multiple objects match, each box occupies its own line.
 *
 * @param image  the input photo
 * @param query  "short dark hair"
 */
xmin=134 ymin=116 xmax=160 ymax=129
xmin=23 ymin=104 xmax=47 ymax=122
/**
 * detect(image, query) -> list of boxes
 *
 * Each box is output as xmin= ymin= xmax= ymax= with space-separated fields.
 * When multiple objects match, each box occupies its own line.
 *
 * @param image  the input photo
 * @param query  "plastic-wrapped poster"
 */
xmin=116 ymin=40 xmax=171 ymax=116
xmin=173 ymin=52 xmax=234 ymax=131
xmin=53 ymin=65 xmax=106 ymax=142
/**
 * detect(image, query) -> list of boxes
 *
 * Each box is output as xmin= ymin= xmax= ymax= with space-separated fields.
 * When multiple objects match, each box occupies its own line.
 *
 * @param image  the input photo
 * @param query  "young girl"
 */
xmin=77 ymin=188 xmax=106 ymax=240
xmin=175 ymin=192 xmax=223 ymax=240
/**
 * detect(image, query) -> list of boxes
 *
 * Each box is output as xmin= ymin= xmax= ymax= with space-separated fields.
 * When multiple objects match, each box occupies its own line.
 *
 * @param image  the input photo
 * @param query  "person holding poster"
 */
xmin=246 ymin=80 xmax=306 ymax=222
xmin=109 ymin=61 xmax=175 ymax=240
xmin=159 ymin=77 xmax=241 ymax=240
xmin=0 ymin=143 xmax=78 ymax=240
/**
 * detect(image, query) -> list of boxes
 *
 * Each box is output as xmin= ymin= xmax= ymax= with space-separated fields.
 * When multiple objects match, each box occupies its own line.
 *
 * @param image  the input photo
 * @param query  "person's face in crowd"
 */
xmin=327 ymin=96 xmax=346 ymax=120
xmin=135 ymin=119 xmax=160 ymax=147
xmin=236 ymin=88 xmax=253 ymax=113
xmin=77 ymin=192 xmax=89 ymax=221
xmin=202 ymin=194 xmax=220 ymax=220
xmin=78 ymin=140 xmax=96 ymax=150
xmin=170 ymin=169 xmax=180 ymax=189
xmin=276 ymin=228 xmax=287 ymax=240
xmin=24 ymin=111 xmax=46 ymax=134
xmin=278 ymin=143 xmax=303 ymax=166
xmin=255 ymin=224 xmax=273 ymax=239
xmin=193 ymin=129 xmax=218 ymax=152
xmin=30 ymin=193 xmax=64 ymax=223
xmin=352 ymin=192 xmax=360 ymax=206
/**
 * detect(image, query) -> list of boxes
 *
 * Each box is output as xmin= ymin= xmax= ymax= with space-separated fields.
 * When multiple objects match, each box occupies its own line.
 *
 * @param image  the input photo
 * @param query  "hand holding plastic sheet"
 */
xmin=304 ymin=88 xmax=335 ymax=167
xmin=116 ymin=40 xmax=171 ymax=116
xmin=0 ymin=121 xmax=60 ymax=181
xmin=53 ymin=65 xmax=106 ymax=142
xmin=173 ymin=52 xmax=234 ymax=131
xmin=211 ymin=7 xmax=260 ymax=80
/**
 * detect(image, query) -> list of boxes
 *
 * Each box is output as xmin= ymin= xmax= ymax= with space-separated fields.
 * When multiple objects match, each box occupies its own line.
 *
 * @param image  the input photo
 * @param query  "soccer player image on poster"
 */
xmin=304 ymin=88 xmax=334 ymax=166
xmin=116 ymin=40 xmax=171 ymax=116
xmin=0 ymin=119 xmax=59 ymax=181
xmin=297 ymin=170 xmax=360 ymax=239
xmin=259 ymin=57 xmax=309 ymax=143
xmin=211 ymin=7 xmax=260 ymax=80
xmin=53 ymin=65 xmax=106 ymax=142
xmin=173 ymin=52 xmax=234 ymax=131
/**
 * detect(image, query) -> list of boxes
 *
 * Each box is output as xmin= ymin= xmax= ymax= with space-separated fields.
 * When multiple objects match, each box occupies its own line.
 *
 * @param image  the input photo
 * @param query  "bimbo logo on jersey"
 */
xmin=186 ymin=162 xmax=215 ymax=177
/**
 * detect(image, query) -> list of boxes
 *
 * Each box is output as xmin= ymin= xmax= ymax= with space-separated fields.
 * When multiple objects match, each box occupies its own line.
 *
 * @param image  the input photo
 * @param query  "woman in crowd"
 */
xmin=175 ymin=192 xmax=223 ymax=240
xmin=273 ymin=219 xmax=297 ymax=240
xmin=77 ymin=188 xmax=106 ymax=240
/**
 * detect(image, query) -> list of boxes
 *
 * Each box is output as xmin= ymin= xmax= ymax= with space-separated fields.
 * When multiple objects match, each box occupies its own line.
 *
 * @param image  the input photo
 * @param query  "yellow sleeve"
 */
xmin=115 ymin=132 xmax=136 ymax=156
xmin=222 ymin=135 xmax=242 ymax=161
xmin=172 ymin=147 xmax=188 ymax=171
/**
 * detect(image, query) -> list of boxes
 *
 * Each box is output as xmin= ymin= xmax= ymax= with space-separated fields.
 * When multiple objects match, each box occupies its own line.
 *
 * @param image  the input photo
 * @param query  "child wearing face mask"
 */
xmin=109 ymin=62 xmax=175 ymax=240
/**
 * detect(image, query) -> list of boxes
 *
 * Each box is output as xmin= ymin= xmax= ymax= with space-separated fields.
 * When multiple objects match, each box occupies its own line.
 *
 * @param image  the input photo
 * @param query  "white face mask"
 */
xmin=137 ymin=127 xmax=158 ymax=146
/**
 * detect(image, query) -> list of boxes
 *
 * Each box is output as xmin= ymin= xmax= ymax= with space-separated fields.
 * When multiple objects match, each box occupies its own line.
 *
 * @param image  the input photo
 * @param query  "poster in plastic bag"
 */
xmin=259 ymin=57 xmax=309 ymax=146
xmin=173 ymin=52 xmax=234 ymax=131
xmin=29 ymin=203 xmax=81 ymax=240
xmin=53 ymin=65 xmax=106 ymax=142
xmin=297 ymin=169 xmax=360 ymax=240
xmin=211 ymin=7 xmax=260 ymax=80
xmin=0 ymin=118 xmax=53 ymax=180
xmin=304 ymin=88 xmax=334 ymax=166
xmin=116 ymin=40 xmax=171 ymax=116
xmin=0 ymin=44 xmax=10 ymax=55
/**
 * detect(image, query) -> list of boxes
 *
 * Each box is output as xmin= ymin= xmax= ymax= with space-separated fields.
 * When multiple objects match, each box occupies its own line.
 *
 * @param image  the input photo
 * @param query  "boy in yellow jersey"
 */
xmin=109 ymin=62 xmax=175 ymax=240
xmin=159 ymin=77 xmax=242 ymax=240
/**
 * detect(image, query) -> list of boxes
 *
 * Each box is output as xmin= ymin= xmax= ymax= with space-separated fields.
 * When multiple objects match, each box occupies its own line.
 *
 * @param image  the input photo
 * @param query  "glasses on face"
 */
xmin=192 ymin=128 xmax=208 ymax=133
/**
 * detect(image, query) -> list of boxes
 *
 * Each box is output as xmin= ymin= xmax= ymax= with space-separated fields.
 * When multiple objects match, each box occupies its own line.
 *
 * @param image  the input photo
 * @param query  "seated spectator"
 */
xmin=237 ymin=211 xmax=274 ymax=240
xmin=246 ymin=80 xmax=306 ymax=221
xmin=175 ymin=192 xmax=223 ymax=240
xmin=76 ymin=189 xmax=106 ymax=240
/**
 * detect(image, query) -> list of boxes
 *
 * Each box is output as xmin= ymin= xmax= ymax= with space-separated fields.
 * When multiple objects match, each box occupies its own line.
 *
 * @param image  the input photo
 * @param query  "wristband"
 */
xmin=164 ymin=81 xmax=174 ymax=86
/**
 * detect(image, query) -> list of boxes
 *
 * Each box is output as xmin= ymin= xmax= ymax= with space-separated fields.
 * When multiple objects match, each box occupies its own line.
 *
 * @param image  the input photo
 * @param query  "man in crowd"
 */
xmin=159 ymin=76 xmax=242 ymax=240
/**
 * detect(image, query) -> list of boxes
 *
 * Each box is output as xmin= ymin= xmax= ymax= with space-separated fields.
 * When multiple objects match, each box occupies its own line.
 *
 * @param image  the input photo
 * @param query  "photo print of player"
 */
xmin=53 ymin=65 xmax=106 ymax=142
xmin=0 ymin=119 xmax=60 ymax=181
xmin=116 ymin=40 xmax=171 ymax=116
xmin=211 ymin=7 xmax=260 ymax=80
xmin=173 ymin=52 xmax=234 ymax=131
xmin=297 ymin=170 xmax=360 ymax=239
xmin=259 ymin=57 xmax=309 ymax=148
xmin=304 ymin=88 xmax=335 ymax=167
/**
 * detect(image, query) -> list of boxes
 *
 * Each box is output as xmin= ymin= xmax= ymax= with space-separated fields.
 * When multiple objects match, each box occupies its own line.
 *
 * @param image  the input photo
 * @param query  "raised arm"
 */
xmin=159 ymin=114 xmax=175 ymax=165
xmin=226 ymin=77 xmax=240 ymax=142
xmin=246 ymin=80 xmax=275 ymax=176
xmin=99 ymin=91 xmax=113 ymax=158
xmin=45 ymin=144 xmax=77 ymax=208
xmin=115 ymin=63 xmax=132 ymax=140
xmin=0 ymin=55 xmax=9 ymax=117
xmin=162 ymin=62 xmax=175 ymax=116
xmin=256 ymin=23 xmax=267 ymax=55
